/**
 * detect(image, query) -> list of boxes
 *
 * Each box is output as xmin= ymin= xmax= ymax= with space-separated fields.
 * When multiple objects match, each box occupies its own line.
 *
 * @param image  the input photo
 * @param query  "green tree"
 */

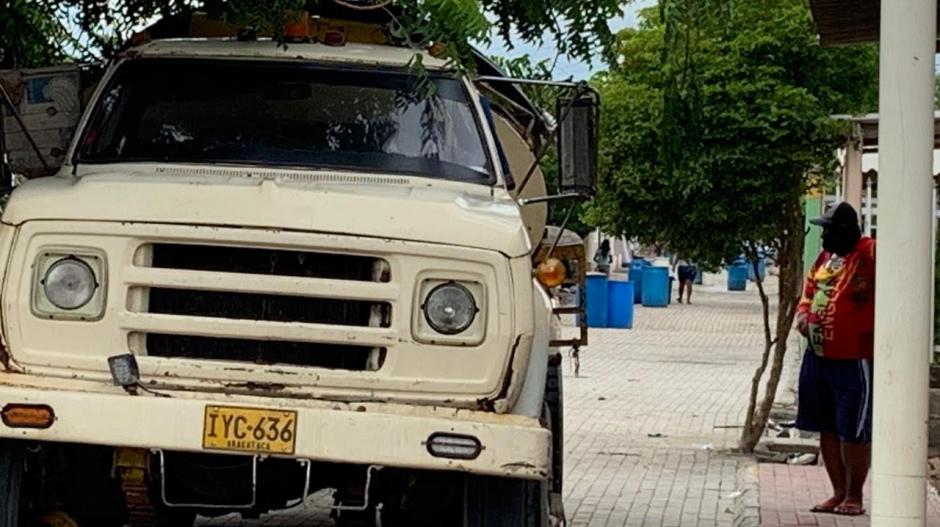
xmin=0 ymin=0 xmax=79 ymax=68
xmin=935 ymin=74 xmax=940 ymax=107
xmin=2 ymin=0 xmax=627 ymax=69
xmin=586 ymin=1 xmax=878 ymax=451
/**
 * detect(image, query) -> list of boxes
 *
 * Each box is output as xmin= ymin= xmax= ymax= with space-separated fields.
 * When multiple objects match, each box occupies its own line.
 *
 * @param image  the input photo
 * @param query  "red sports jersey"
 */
xmin=797 ymin=237 xmax=876 ymax=360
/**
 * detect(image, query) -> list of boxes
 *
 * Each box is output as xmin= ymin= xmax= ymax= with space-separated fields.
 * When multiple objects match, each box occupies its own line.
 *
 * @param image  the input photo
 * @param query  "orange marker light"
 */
xmin=536 ymin=258 xmax=567 ymax=288
xmin=2 ymin=404 xmax=55 ymax=429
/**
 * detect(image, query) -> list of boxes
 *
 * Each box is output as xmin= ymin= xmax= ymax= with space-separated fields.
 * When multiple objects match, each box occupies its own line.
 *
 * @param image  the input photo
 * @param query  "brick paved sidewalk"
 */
xmin=562 ymin=275 xmax=778 ymax=527
xmin=758 ymin=463 xmax=940 ymax=526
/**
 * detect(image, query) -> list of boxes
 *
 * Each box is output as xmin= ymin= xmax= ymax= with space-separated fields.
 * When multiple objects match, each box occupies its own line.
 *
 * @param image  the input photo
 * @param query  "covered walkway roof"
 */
xmin=840 ymin=111 xmax=940 ymax=150
xmin=810 ymin=0 xmax=940 ymax=46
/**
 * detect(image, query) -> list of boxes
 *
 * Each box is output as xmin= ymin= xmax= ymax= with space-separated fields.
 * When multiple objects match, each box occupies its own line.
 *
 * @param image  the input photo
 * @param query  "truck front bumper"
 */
xmin=0 ymin=373 xmax=550 ymax=480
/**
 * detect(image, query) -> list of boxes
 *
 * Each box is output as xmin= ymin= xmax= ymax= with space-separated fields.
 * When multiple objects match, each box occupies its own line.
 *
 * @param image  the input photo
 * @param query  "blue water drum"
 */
xmin=607 ymin=279 xmax=635 ymax=329
xmin=629 ymin=260 xmax=648 ymax=303
xmin=641 ymin=266 xmax=670 ymax=307
xmin=694 ymin=268 xmax=704 ymax=285
xmin=728 ymin=261 xmax=748 ymax=291
xmin=585 ymin=272 xmax=609 ymax=327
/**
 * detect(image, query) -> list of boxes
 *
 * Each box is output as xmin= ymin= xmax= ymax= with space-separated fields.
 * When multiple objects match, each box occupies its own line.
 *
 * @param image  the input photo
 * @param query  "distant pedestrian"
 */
xmin=796 ymin=202 xmax=874 ymax=517
xmin=671 ymin=254 xmax=696 ymax=304
xmin=593 ymin=239 xmax=612 ymax=274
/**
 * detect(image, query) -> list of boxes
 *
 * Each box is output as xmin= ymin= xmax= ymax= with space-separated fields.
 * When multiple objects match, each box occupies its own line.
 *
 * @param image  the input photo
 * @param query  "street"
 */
xmin=3 ymin=2 xmax=936 ymax=524
xmin=198 ymin=278 xmax=774 ymax=526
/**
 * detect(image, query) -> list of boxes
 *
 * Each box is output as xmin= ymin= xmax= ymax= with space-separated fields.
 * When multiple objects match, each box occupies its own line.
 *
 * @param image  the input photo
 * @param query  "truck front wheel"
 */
xmin=0 ymin=441 xmax=27 ymax=527
xmin=463 ymin=475 xmax=548 ymax=527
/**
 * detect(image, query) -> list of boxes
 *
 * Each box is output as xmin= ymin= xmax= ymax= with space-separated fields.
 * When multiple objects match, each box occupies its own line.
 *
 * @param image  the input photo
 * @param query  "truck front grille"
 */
xmin=150 ymin=243 xmax=387 ymax=281
xmin=135 ymin=244 xmax=393 ymax=371
xmin=145 ymin=335 xmax=380 ymax=370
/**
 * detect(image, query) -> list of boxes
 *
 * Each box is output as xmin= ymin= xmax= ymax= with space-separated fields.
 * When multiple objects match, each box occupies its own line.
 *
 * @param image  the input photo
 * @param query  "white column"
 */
xmin=872 ymin=1 xmax=936 ymax=526
xmin=933 ymin=186 xmax=938 ymax=363
xmin=865 ymin=176 xmax=874 ymax=236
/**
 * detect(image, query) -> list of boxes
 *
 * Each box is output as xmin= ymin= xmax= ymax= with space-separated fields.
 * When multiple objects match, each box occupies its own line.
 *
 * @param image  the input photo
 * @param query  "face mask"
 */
xmin=822 ymin=226 xmax=860 ymax=256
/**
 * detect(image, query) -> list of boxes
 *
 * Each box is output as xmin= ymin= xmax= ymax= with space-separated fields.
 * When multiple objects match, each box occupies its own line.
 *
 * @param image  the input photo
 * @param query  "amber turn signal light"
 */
xmin=1 ymin=403 xmax=55 ymax=429
xmin=536 ymin=258 xmax=567 ymax=288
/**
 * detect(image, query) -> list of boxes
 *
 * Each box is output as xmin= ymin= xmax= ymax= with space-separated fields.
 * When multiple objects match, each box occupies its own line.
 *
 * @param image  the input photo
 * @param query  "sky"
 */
xmin=480 ymin=0 xmax=656 ymax=80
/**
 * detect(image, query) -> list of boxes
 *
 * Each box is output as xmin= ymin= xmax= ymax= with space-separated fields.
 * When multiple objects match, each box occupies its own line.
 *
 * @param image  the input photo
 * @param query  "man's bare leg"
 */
xmin=685 ymin=281 xmax=693 ymax=304
xmin=813 ymin=432 xmax=846 ymax=512
xmin=677 ymin=281 xmax=685 ymax=303
xmin=835 ymin=441 xmax=870 ymax=515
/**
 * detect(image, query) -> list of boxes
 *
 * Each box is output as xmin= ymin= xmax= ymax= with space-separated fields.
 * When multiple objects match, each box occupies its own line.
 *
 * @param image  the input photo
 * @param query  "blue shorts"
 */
xmin=796 ymin=349 xmax=873 ymax=444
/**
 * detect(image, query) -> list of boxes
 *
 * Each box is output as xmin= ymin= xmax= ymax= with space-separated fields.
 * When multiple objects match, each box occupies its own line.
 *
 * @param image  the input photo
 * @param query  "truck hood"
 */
xmin=2 ymin=168 xmax=532 ymax=257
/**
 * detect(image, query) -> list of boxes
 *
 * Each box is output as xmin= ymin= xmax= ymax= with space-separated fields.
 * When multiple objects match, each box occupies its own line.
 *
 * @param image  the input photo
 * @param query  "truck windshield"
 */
xmin=76 ymin=58 xmax=494 ymax=184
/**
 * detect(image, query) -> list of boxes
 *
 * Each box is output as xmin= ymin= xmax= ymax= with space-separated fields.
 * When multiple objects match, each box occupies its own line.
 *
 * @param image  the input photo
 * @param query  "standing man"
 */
xmin=796 ymin=202 xmax=875 ymax=517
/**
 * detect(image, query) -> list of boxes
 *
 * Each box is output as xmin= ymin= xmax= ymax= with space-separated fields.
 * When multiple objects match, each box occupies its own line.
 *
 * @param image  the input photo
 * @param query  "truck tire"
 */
xmin=463 ymin=475 xmax=548 ymax=527
xmin=0 ymin=441 xmax=26 ymax=527
xmin=546 ymin=357 xmax=563 ymax=497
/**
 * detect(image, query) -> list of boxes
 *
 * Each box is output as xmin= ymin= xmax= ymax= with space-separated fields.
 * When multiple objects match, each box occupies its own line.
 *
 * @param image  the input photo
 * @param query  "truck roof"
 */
xmin=125 ymin=39 xmax=449 ymax=70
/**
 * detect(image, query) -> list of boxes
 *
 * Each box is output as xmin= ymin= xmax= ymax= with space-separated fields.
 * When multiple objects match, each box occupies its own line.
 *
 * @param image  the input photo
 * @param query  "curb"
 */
xmin=732 ymin=463 xmax=760 ymax=527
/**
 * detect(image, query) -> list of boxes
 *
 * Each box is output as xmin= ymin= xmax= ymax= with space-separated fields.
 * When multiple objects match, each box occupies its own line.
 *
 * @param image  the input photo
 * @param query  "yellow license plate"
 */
xmin=203 ymin=405 xmax=298 ymax=455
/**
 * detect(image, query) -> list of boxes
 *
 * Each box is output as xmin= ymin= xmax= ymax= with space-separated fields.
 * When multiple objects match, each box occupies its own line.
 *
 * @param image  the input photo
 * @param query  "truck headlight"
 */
xmin=33 ymin=252 xmax=106 ymax=320
xmin=422 ymin=282 xmax=478 ymax=335
xmin=413 ymin=278 xmax=486 ymax=345
xmin=43 ymin=258 xmax=97 ymax=310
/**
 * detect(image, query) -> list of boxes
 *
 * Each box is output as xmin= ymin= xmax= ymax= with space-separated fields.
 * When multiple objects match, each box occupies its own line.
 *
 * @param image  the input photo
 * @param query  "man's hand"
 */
xmin=796 ymin=313 xmax=809 ymax=337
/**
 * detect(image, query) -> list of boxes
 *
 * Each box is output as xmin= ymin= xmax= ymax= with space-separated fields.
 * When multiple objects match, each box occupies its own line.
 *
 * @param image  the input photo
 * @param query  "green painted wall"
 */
xmin=803 ymin=193 xmax=824 ymax=273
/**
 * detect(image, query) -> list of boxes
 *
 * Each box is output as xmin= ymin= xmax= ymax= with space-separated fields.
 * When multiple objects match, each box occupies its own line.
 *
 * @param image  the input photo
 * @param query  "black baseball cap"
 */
xmin=810 ymin=202 xmax=859 ymax=228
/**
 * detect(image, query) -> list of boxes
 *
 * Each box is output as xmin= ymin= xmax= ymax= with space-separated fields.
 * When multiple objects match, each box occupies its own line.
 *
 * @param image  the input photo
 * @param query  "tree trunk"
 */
xmin=739 ymin=204 xmax=805 ymax=452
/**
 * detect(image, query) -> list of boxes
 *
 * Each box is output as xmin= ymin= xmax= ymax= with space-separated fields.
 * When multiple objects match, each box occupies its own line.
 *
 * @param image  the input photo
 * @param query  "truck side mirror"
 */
xmin=556 ymin=94 xmax=599 ymax=197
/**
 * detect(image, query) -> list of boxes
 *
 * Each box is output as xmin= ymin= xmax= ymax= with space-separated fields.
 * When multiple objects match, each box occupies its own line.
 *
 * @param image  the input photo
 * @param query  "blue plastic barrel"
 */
xmin=641 ymin=267 xmax=670 ymax=307
xmin=728 ymin=261 xmax=748 ymax=291
xmin=607 ymin=280 xmax=635 ymax=329
xmin=629 ymin=260 xmax=648 ymax=303
xmin=585 ymin=273 xmax=609 ymax=327
xmin=694 ymin=268 xmax=704 ymax=285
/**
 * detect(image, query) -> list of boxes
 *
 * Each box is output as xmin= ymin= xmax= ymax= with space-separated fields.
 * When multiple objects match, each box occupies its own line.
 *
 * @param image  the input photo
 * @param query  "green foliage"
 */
xmin=490 ymin=54 xmax=555 ymax=107
xmin=935 ymin=74 xmax=940 ymax=107
xmin=2 ymin=0 xmax=625 ymax=72
xmin=586 ymin=0 xmax=878 ymax=267
xmin=0 ymin=0 xmax=78 ymax=67
xmin=482 ymin=0 xmax=622 ymax=65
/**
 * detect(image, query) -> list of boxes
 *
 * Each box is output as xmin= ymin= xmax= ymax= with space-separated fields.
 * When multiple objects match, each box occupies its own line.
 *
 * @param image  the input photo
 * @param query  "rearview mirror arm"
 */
xmin=519 ymin=192 xmax=585 ymax=205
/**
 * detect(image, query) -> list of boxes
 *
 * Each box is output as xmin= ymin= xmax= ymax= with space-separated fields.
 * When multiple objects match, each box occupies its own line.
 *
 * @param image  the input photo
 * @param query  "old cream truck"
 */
xmin=0 ymin=18 xmax=596 ymax=527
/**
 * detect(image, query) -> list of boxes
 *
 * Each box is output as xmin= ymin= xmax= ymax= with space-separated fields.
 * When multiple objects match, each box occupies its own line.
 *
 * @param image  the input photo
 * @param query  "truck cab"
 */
xmin=0 ymin=19 xmax=595 ymax=527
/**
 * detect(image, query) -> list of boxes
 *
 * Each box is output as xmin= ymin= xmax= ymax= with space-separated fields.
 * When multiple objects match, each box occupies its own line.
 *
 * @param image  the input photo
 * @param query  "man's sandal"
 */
xmin=810 ymin=497 xmax=843 ymax=514
xmin=834 ymin=503 xmax=866 ymax=516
